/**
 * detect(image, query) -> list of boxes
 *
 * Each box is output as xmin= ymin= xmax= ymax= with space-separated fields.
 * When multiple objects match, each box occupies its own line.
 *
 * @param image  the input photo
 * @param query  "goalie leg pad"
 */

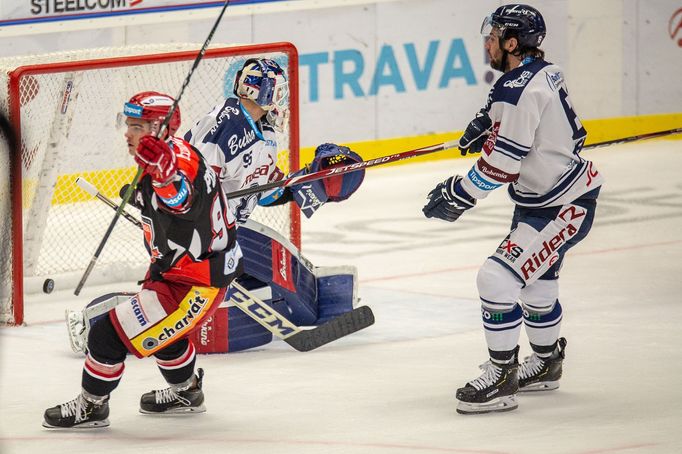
xmin=238 ymin=220 xmax=318 ymax=325
xmin=66 ymin=292 xmax=136 ymax=354
xmin=191 ymin=281 xmax=284 ymax=353
xmin=315 ymin=266 xmax=358 ymax=324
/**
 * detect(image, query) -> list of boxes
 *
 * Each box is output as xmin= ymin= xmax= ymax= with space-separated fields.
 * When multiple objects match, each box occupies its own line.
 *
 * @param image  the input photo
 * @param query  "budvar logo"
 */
xmin=670 ymin=8 xmax=682 ymax=47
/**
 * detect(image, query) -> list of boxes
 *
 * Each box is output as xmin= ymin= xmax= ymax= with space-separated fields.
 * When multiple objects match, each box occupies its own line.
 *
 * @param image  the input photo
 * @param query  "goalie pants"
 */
xmin=476 ymin=188 xmax=599 ymax=361
xmin=82 ymin=280 xmax=227 ymax=397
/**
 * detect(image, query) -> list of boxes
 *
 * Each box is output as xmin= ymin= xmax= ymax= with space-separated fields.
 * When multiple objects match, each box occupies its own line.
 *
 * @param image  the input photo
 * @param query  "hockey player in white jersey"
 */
xmin=423 ymin=4 xmax=604 ymax=415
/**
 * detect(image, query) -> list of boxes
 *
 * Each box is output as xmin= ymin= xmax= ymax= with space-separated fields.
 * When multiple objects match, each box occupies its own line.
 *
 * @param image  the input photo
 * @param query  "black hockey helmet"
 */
xmin=481 ymin=4 xmax=546 ymax=49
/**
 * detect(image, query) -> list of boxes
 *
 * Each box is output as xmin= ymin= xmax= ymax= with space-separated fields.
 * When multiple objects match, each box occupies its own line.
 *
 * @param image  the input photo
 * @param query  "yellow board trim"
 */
xmin=301 ymin=112 xmax=682 ymax=165
xmin=32 ymin=113 xmax=681 ymax=206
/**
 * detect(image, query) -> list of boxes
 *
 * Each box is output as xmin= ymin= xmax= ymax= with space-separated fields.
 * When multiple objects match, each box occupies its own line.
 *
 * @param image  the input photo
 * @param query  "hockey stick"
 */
xmin=226 ymin=127 xmax=682 ymax=200
xmin=582 ymin=127 xmax=682 ymax=150
xmin=75 ymin=0 xmax=233 ymax=295
xmin=75 ymin=178 xmax=142 ymax=229
xmin=225 ymin=139 xmax=460 ymax=199
xmin=75 ymin=177 xmax=376 ymax=351
xmin=230 ymin=282 xmax=375 ymax=352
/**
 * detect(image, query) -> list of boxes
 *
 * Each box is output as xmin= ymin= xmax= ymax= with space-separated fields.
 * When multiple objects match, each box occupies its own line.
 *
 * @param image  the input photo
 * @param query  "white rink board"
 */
xmin=1 ymin=140 xmax=682 ymax=453
xmin=1 ymin=0 xmax=681 ymax=147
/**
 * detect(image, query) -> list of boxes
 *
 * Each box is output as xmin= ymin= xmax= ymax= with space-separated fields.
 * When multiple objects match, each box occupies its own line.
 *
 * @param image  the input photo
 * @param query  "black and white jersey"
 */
xmin=460 ymin=59 xmax=604 ymax=208
xmin=184 ymin=98 xmax=281 ymax=222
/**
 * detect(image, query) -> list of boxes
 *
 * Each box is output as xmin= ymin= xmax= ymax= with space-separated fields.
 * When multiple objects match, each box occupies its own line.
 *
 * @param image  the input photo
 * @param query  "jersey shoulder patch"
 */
xmin=490 ymin=59 xmax=552 ymax=106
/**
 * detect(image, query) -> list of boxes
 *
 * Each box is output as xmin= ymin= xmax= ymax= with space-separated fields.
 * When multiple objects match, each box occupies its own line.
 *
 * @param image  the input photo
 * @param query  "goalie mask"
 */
xmin=117 ymin=91 xmax=181 ymax=137
xmin=233 ymin=58 xmax=289 ymax=131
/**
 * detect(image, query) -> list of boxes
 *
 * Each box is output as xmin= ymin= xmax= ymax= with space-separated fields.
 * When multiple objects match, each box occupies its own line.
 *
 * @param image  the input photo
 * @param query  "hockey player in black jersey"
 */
xmin=43 ymin=91 xmax=242 ymax=429
xmin=423 ymin=4 xmax=603 ymax=414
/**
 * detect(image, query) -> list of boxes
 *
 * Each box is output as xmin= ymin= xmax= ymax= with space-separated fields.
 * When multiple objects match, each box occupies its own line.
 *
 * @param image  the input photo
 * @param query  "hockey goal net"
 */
xmin=0 ymin=42 xmax=300 ymax=325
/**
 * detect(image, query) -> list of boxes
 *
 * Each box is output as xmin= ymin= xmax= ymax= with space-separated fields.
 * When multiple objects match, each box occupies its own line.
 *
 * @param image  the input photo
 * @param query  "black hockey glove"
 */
xmin=422 ymin=175 xmax=476 ymax=222
xmin=458 ymin=109 xmax=492 ymax=156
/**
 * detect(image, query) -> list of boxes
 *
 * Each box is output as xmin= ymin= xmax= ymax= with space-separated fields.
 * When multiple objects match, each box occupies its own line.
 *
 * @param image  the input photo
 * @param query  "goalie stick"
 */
xmin=230 ymin=282 xmax=374 ymax=352
xmin=226 ymin=127 xmax=682 ymax=200
xmin=75 ymin=0 xmax=233 ymax=296
xmin=75 ymin=177 xmax=376 ymax=352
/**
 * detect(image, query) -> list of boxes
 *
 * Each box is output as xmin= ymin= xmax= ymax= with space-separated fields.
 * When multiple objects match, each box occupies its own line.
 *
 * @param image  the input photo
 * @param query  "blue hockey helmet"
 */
xmin=481 ymin=4 xmax=546 ymax=49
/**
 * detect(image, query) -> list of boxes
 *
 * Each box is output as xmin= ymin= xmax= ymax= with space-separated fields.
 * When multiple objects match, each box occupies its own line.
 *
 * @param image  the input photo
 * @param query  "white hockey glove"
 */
xmin=458 ymin=109 xmax=492 ymax=156
xmin=423 ymin=175 xmax=476 ymax=222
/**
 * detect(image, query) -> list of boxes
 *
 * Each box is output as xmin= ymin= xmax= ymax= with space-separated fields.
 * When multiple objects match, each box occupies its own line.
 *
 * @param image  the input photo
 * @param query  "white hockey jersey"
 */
xmin=460 ymin=59 xmax=604 ymax=208
xmin=183 ymin=97 xmax=281 ymax=222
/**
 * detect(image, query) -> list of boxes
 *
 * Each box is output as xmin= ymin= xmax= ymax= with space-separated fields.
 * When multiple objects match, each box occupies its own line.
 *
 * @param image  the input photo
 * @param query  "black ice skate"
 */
xmin=456 ymin=348 xmax=519 ymax=415
xmin=519 ymin=337 xmax=567 ymax=392
xmin=140 ymin=368 xmax=206 ymax=414
xmin=43 ymin=392 xmax=110 ymax=429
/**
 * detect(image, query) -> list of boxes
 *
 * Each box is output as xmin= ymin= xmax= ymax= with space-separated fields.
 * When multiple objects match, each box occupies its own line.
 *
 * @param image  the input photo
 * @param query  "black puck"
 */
xmin=43 ymin=278 xmax=55 ymax=294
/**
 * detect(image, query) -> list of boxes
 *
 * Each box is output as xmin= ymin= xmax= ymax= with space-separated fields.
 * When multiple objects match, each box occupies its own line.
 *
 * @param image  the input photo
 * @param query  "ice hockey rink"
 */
xmin=1 ymin=139 xmax=681 ymax=454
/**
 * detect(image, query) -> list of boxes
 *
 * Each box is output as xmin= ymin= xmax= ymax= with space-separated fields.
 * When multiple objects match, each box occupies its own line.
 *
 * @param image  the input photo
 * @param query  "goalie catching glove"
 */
xmin=260 ymin=143 xmax=365 ymax=218
xmin=423 ymin=175 xmax=476 ymax=222
xmin=458 ymin=109 xmax=492 ymax=156
xmin=135 ymin=135 xmax=178 ymax=185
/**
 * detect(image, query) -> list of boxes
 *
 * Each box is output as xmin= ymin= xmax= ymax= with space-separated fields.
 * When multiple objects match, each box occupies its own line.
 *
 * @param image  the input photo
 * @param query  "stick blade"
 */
xmin=284 ymin=306 xmax=375 ymax=352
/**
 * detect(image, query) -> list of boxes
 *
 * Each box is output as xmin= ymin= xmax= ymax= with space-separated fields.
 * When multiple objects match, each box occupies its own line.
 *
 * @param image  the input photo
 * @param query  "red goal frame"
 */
xmin=5 ymin=42 xmax=300 ymax=325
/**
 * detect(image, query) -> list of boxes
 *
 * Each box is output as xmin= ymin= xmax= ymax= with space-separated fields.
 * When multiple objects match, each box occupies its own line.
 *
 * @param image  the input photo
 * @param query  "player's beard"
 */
xmin=489 ymin=57 xmax=504 ymax=71
xmin=489 ymin=47 xmax=506 ymax=72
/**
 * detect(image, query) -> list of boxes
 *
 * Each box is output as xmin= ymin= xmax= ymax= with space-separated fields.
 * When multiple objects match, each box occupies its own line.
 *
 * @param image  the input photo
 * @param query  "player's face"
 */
xmin=485 ymin=28 xmax=505 ymax=71
xmin=124 ymin=118 xmax=152 ymax=156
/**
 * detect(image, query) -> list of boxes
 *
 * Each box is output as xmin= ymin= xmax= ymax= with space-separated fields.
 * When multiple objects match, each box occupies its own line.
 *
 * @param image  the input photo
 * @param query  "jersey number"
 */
xmin=210 ymin=197 xmax=230 ymax=252
xmin=558 ymin=87 xmax=586 ymax=153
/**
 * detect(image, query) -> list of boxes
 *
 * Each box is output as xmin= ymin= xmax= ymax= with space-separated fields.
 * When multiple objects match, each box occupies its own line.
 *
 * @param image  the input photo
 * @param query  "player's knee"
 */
xmin=476 ymin=259 xmax=523 ymax=308
xmin=520 ymin=278 xmax=558 ymax=314
xmin=154 ymin=338 xmax=190 ymax=361
xmin=87 ymin=314 xmax=128 ymax=363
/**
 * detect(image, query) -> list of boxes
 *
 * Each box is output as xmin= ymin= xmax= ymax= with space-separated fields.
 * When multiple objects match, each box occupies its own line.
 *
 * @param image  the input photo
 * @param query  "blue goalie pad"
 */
xmin=189 ymin=220 xmax=355 ymax=354
xmin=237 ymin=219 xmax=319 ymax=325
xmin=315 ymin=268 xmax=357 ymax=324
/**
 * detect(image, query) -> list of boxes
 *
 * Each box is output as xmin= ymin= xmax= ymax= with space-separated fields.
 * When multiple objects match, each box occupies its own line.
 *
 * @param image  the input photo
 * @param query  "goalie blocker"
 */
xmin=67 ymin=219 xmax=358 ymax=354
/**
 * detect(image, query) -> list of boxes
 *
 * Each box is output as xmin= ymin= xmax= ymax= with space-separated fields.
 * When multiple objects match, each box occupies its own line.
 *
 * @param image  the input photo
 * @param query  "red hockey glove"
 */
xmin=135 ymin=135 xmax=178 ymax=185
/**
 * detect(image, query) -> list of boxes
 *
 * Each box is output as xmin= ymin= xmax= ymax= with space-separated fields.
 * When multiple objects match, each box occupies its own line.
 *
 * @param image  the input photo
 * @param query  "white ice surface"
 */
xmin=2 ymin=140 xmax=682 ymax=454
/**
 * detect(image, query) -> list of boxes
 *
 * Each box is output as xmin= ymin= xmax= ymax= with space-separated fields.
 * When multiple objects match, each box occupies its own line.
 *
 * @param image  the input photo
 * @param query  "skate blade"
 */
xmin=139 ymin=404 xmax=206 ymax=415
xmin=519 ymin=381 xmax=560 ymax=393
xmin=456 ymin=395 xmax=518 ymax=415
xmin=42 ymin=418 xmax=110 ymax=429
